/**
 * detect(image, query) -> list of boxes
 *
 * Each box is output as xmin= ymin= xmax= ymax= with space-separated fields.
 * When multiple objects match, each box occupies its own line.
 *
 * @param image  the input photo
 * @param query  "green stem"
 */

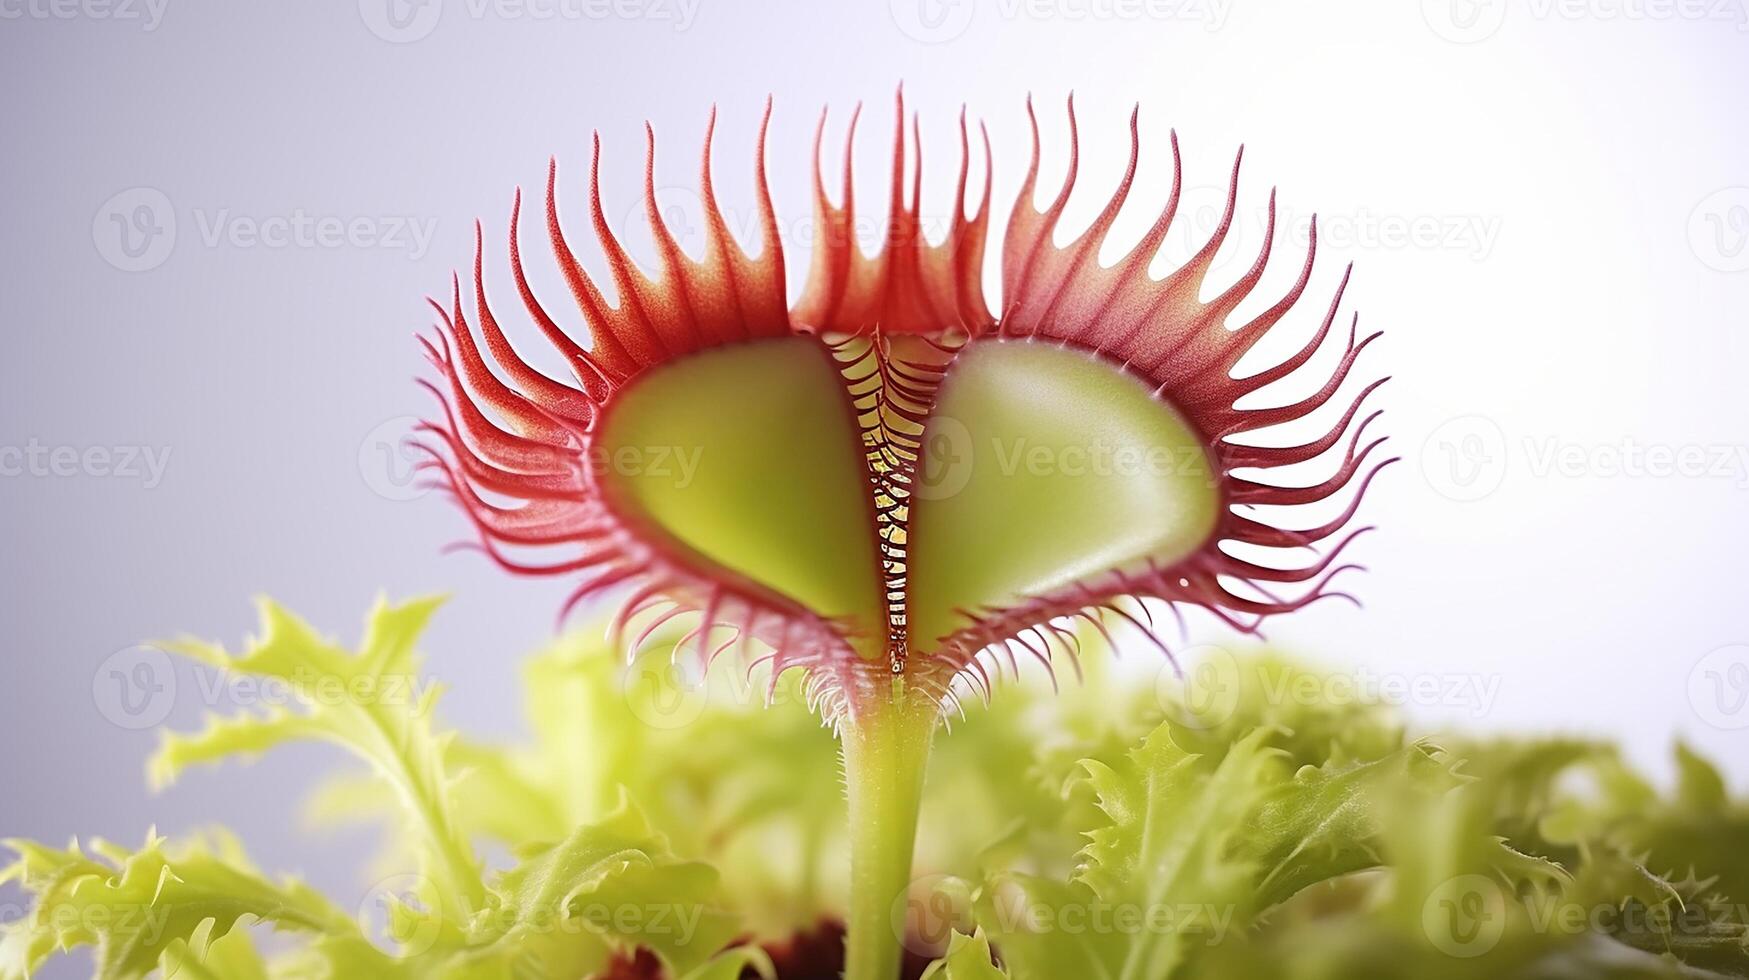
xmin=841 ymin=679 xmax=940 ymax=980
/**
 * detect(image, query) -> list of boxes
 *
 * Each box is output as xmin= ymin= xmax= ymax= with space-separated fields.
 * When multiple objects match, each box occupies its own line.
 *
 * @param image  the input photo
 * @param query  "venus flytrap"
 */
xmin=413 ymin=92 xmax=1389 ymax=980
xmin=14 ymin=94 xmax=1747 ymax=980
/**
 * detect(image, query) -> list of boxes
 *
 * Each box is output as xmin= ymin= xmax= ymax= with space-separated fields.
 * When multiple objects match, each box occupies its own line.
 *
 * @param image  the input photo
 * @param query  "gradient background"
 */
xmin=3 ymin=1 xmax=1747 ymax=973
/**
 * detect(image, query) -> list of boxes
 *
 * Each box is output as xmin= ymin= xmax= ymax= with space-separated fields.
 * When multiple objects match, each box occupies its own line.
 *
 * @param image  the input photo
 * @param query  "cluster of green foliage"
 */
xmin=4 ymin=598 xmax=1747 ymax=979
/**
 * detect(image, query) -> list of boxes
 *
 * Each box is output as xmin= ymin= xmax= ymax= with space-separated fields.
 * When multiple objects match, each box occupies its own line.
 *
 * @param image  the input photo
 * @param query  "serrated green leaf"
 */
xmin=448 ymin=793 xmax=742 ymax=978
xmin=0 ymin=835 xmax=370 ymax=980
xmin=1246 ymin=740 xmax=1460 ymax=911
xmin=307 ymin=623 xmax=852 ymax=939
xmin=19 ymin=604 xmax=1749 ymax=980
xmin=151 ymin=597 xmax=484 ymax=935
xmin=970 ymin=722 xmax=1277 ymax=980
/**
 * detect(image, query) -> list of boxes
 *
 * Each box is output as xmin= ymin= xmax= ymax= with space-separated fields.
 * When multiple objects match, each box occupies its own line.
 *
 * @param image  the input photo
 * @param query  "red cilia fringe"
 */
xmin=414 ymin=92 xmax=1393 ymax=726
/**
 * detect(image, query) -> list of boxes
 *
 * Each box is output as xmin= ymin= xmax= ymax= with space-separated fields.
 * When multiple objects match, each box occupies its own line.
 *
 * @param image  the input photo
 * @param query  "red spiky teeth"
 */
xmin=414 ymin=92 xmax=1392 ymax=726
